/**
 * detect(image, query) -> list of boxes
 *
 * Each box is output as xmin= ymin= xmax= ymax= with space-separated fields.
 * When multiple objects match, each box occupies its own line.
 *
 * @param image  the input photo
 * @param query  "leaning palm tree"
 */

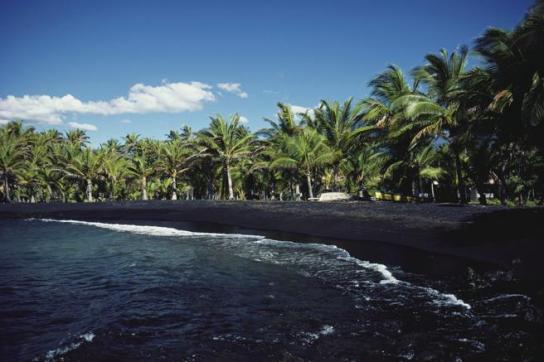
xmin=199 ymin=114 xmax=255 ymax=200
xmin=270 ymin=128 xmax=334 ymax=199
xmin=0 ymin=134 xmax=28 ymax=202
xmin=62 ymin=146 xmax=104 ymax=202
xmin=155 ymin=140 xmax=193 ymax=200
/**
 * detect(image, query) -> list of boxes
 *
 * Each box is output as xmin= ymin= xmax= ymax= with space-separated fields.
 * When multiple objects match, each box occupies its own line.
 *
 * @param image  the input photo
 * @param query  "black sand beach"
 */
xmin=1 ymin=200 xmax=543 ymax=281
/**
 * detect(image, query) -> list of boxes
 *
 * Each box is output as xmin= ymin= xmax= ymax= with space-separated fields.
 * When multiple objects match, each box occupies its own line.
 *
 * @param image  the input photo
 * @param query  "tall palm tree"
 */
xmin=395 ymin=47 xmax=471 ymax=202
xmin=128 ymin=155 xmax=154 ymax=200
xmin=362 ymin=65 xmax=420 ymax=194
xmin=63 ymin=146 xmax=104 ymax=202
xmin=103 ymin=152 xmax=129 ymax=200
xmin=0 ymin=133 xmax=28 ymax=202
xmin=199 ymin=114 xmax=255 ymax=200
xmin=155 ymin=140 xmax=193 ymax=200
xmin=270 ymin=128 xmax=334 ymax=199
xmin=311 ymin=98 xmax=373 ymax=190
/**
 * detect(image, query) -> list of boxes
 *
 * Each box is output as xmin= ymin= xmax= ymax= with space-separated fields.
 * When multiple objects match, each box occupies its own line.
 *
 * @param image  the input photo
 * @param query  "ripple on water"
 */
xmin=0 ymin=218 xmax=539 ymax=361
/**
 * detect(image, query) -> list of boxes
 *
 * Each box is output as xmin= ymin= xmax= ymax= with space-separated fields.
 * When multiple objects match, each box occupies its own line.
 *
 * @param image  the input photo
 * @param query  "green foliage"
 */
xmin=1 ymin=1 xmax=542 ymax=205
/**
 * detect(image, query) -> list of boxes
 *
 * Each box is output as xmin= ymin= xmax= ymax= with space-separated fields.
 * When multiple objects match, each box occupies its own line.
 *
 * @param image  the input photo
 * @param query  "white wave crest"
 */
xmin=34 ymin=218 xmax=264 ymax=239
xmin=80 ymin=332 xmax=95 ymax=342
xmin=423 ymin=287 xmax=471 ymax=309
xmin=44 ymin=332 xmax=95 ymax=361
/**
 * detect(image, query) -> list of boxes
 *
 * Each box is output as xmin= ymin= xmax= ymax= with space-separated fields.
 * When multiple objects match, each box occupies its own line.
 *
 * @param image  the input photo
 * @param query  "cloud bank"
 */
xmin=0 ymin=81 xmax=217 ymax=125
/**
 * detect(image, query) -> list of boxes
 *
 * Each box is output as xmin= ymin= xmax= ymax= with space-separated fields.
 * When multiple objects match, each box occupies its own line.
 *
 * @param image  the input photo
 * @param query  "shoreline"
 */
xmin=1 ymin=200 xmax=543 ymax=281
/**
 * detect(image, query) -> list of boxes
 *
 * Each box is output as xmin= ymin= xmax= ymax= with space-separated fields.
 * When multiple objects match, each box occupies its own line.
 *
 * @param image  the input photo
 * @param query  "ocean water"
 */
xmin=0 ymin=219 xmax=542 ymax=361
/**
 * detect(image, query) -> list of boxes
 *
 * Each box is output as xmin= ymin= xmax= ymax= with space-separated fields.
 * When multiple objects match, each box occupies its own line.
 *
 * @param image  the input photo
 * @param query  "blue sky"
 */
xmin=0 ymin=0 xmax=533 ymax=145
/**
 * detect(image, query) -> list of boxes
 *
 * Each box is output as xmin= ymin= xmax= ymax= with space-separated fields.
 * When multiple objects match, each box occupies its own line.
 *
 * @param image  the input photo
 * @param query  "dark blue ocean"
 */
xmin=0 ymin=219 xmax=542 ymax=361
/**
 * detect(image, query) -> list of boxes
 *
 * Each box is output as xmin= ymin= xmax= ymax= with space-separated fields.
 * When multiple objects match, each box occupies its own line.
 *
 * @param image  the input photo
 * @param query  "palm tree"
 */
xmin=199 ymin=114 xmax=255 ymax=200
xmin=65 ymin=129 xmax=89 ymax=148
xmin=409 ymin=144 xmax=445 ymax=199
xmin=362 ymin=65 xmax=418 ymax=128
xmin=341 ymin=144 xmax=386 ymax=194
xmin=123 ymin=133 xmax=141 ymax=155
xmin=262 ymin=103 xmax=303 ymax=139
xmin=311 ymin=98 xmax=373 ymax=190
xmin=62 ymin=146 xmax=104 ymax=202
xmin=128 ymin=155 xmax=154 ymax=200
xmin=270 ymin=128 xmax=334 ymax=199
xmin=395 ymin=46 xmax=471 ymax=202
xmin=155 ymin=140 xmax=193 ymax=200
xmin=476 ymin=1 xmax=544 ymax=134
xmin=0 ymin=133 xmax=28 ymax=202
xmin=362 ymin=65 xmax=420 ymax=195
xmin=103 ymin=152 xmax=129 ymax=200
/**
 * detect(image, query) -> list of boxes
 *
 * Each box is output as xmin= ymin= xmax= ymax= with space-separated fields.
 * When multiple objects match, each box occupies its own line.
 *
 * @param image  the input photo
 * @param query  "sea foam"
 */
xmin=35 ymin=218 xmax=264 ymax=239
xmin=44 ymin=332 xmax=95 ymax=361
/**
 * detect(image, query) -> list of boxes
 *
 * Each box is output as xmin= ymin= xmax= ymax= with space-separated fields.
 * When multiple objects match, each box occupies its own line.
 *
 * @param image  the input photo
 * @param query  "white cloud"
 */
xmin=68 ymin=122 xmax=98 ymax=131
xmin=217 ymin=83 xmax=248 ymax=98
xmin=290 ymin=105 xmax=311 ymax=114
xmin=0 ymin=119 xmax=10 ymax=125
xmin=289 ymin=104 xmax=316 ymax=118
xmin=239 ymin=116 xmax=248 ymax=124
xmin=120 ymin=119 xmax=131 ymax=124
xmin=0 ymin=81 xmax=216 ymax=125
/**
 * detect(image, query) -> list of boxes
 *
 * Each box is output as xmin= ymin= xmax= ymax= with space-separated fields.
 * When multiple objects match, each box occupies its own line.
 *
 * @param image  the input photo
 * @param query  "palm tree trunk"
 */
xmin=306 ymin=172 xmax=314 ymax=199
xmin=171 ymin=175 xmax=177 ymax=200
xmin=86 ymin=178 xmax=93 ymax=202
xmin=431 ymin=181 xmax=436 ymax=201
xmin=109 ymin=178 xmax=116 ymax=200
xmin=46 ymin=185 xmax=52 ymax=203
xmin=3 ymin=174 xmax=11 ymax=203
xmin=295 ymin=184 xmax=301 ymax=201
xmin=332 ymin=165 xmax=339 ymax=191
xmin=453 ymin=147 xmax=466 ymax=204
xmin=141 ymin=176 xmax=148 ymax=200
xmin=226 ymin=162 xmax=234 ymax=200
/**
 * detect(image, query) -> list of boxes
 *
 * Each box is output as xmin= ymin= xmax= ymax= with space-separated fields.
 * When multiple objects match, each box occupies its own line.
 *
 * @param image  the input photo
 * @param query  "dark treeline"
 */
xmin=1 ymin=1 xmax=543 ymax=205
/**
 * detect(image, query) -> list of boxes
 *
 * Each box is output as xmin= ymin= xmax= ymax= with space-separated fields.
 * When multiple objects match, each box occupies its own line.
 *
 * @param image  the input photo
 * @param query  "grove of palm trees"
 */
xmin=1 ymin=1 xmax=543 ymax=206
